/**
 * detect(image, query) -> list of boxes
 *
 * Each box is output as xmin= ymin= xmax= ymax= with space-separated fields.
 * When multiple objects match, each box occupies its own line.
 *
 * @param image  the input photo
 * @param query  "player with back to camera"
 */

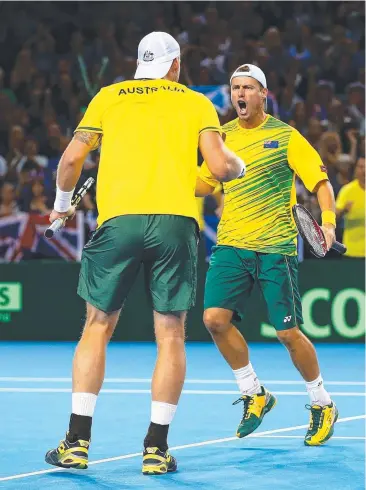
xmin=196 ymin=64 xmax=339 ymax=446
xmin=45 ymin=32 xmax=245 ymax=475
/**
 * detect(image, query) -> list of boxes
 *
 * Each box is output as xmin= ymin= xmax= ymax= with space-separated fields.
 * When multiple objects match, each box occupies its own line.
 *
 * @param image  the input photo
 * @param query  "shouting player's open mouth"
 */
xmin=238 ymin=100 xmax=247 ymax=115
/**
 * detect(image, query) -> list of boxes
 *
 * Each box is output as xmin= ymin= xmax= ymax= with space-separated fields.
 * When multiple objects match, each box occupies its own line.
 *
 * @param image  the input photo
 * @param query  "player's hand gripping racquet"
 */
xmin=292 ymin=204 xmax=346 ymax=258
xmin=44 ymin=177 xmax=95 ymax=239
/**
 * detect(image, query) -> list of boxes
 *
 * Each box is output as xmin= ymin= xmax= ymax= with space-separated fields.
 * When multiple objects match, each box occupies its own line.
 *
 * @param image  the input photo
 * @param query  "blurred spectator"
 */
xmin=42 ymin=122 xmax=69 ymax=158
xmin=0 ymin=182 xmax=19 ymax=217
xmin=16 ymin=138 xmax=48 ymax=174
xmin=305 ymin=118 xmax=324 ymax=150
xmin=289 ymin=101 xmax=307 ymax=134
xmin=318 ymin=131 xmax=357 ymax=196
xmin=336 ymin=157 xmax=365 ymax=258
xmin=10 ymin=48 xmax=37 ymax=106
xmin=309 ymin=79 xmax=339 ymax=123
xmin=345 ymin=82 xmax=365 ymax=134
xmin=263 ymin=27 xmax=293 ymax=78
xmin=24 ymin=179 xmax=52 ymax=215
xmin=5 ymin=125 xmax=25 ymax=181
xmin=318 ymin=131 xmax=343 ymax=168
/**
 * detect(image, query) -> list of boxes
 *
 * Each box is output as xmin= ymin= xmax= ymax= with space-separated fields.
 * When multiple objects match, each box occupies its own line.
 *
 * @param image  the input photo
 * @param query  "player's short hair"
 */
xmin=234 ymin=64 xmax=251 ymax=74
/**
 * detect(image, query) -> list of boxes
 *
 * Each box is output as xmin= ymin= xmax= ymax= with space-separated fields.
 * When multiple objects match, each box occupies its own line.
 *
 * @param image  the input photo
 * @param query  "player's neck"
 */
xmin=238 ymin=112 xmax=267 ymax=130
xmin=358 ymin=178 xmax=365 ymax=189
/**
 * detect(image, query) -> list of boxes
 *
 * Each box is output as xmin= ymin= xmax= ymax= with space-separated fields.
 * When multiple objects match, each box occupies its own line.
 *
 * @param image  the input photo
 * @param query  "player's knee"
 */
xmin=156 ymin=325 xmax=185 ymax=342
xmin=154 ymin=311 xmax=186 ymax=343
xmin=83 ymin=319 xmax=115 ymax=340
xmin=276 ymin=326 xmax=301 ymax=346
xmin=83 ymin=305 xmax=120 ymax=340
xmin=156 ymin=335 xmax=185 ymax=353
xmin=204 ymin=309 xmax=232 ymax=335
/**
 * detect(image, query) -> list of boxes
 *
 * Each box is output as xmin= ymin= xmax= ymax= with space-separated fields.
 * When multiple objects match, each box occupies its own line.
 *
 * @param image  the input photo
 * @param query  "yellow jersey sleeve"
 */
xmin=198 ymin=95 xmax=221 ymax=135
xmin=198 ymin=162 xmax=220 ymax=187
xmin=75 ymin=90 xmax=104 ymax=134
xmin=335 ymin=185 xmax=348 ymax=211
xmin=287 ymin=129 xmax=328 ymax=192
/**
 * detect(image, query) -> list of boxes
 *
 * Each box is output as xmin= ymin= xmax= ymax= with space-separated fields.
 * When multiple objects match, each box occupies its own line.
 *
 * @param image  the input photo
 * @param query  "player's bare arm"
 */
xmin=50 ymin=131 xmax=101 ymax=223
xmin=74 ymin=131 xmax=102 ymax=151
xmin=199 ymin=131 xmax=245 ymax=182
xmin=57 ymin=131 xmax=101 ymax=190
xmin=314 ymin=179 xmax=336 ymax=250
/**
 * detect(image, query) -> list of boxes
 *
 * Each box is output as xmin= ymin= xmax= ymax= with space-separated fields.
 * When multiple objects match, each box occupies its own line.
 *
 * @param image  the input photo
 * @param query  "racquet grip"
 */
xmin=44 ymin=177 xmax=95 ymax=239
xmin=331 ymin=241 xmax=347 ymax=255
xmin=44 ymin=217 xmax=67 ymax=239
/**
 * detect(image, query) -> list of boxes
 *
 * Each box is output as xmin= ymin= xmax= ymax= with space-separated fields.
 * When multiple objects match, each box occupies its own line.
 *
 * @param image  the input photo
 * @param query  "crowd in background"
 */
xmin=0 ymin=1 xmax=364 ymax=258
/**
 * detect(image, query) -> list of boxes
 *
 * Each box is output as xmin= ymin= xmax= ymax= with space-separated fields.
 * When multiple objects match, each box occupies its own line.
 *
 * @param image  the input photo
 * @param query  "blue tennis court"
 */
xmin=0 ymin=342 xmax=364 ymax=489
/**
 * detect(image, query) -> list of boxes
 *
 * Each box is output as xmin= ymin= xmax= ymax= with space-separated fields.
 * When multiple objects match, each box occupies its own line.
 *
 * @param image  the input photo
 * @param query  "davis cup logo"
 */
xmin=143 ymin=50 xmax=154 ymax=62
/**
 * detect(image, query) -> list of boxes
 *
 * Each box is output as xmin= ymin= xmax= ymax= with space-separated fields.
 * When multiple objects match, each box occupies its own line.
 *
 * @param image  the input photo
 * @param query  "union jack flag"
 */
xmin=0 ymin=212 xmax=85 ymax=262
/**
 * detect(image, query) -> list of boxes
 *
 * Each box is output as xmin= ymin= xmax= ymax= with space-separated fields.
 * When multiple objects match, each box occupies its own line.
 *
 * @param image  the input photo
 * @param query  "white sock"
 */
xmin=72 ymin=392 xmax=98 ymax=417
xmin=306 ymin=375 xmax=332 ymax=406
xmin=233 ymin=363 xmax=261 ymax=395
xmin=151 ymin=401 xmax=177 ymax=425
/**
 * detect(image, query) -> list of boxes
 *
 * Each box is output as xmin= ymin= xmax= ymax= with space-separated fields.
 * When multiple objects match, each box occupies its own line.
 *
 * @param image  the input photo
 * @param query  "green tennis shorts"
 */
xmin=204 ymin=246 xmax=303 ymax=330
xmin=78 ymin=215 xmax=199 ymax=313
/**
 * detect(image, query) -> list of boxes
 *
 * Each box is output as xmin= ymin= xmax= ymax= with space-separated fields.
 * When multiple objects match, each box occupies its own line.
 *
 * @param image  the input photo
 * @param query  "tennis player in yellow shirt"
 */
xmin=336 ymin=157 xmax=365 ymax=258
xmin=45 ymin=32 xmax=245 ymax=475
xmin=196 ymin=64 xmax=339 ymax=447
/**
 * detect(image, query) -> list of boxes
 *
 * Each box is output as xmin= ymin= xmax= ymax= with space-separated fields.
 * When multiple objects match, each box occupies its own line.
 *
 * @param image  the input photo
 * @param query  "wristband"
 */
xmin=321 ymin=210 xmax=336 ymax=227
xmin=54 ymin=187 xmax=74 ymax=212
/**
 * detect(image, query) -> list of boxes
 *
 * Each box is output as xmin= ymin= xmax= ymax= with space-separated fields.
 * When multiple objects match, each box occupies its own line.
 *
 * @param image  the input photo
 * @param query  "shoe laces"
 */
xmin=57 ymin=440 xmax=66 ymax=454
xmin=233 ymin=395 xmax=254 ymax=421
xmin=306 ymin=404 xmax=323 ymax=431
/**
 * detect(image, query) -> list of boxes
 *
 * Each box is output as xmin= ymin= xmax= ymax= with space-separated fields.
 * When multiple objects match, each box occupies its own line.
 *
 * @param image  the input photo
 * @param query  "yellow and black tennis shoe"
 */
xmin=142 ymin=447 xmax=177 ymax=475
xmin=45 ymin=433 xmax=89 ymax=469
xmin=304 ymin=402 xmax=339 ymax=446
xmin=233 ymin=386 xmax=277 ymax=438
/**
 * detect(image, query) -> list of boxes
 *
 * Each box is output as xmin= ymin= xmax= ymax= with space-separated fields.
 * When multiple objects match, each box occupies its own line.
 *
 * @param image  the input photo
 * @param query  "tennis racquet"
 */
xmin=292 ymin=204 xmax=346 ymax=258
xmin=44 ymin=177 xmax=95 ymax=239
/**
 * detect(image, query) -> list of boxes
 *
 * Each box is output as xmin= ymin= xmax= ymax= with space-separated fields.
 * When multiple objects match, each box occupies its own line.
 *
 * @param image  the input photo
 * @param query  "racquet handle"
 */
xmin=44 ymin=177 xmax=95 ymax=239
xmin=331 ymin=241 xmax=347 ymax=254
xmin=44 ymin=217 xmax=67 ymax=239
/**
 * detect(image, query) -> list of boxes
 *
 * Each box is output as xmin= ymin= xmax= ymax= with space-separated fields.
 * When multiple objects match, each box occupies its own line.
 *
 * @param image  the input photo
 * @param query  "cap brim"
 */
xmin=134 ymin=59 xmax=173 ymax=80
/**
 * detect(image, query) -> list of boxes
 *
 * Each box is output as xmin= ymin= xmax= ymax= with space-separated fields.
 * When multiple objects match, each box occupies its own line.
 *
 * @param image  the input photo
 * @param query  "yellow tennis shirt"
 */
xmin=336 ymin=180 xmax=365 ymax=257
xmin=75 ymin=79 xmax=220 ymax=227
xmin=199 ymin=115 xmax=329 ymax=255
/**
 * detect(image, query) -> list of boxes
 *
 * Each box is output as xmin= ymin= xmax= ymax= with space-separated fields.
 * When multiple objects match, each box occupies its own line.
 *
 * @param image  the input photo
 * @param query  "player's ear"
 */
xmin=262 ymin=88 xmax=268 ymax=100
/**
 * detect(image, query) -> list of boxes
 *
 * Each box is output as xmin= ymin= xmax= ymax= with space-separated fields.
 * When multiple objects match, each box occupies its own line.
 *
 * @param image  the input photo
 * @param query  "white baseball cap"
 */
xmin=230 ymin=63 xmax=267 ymax=88
xmin=134 ymin=31 xmax=180 ymax=80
